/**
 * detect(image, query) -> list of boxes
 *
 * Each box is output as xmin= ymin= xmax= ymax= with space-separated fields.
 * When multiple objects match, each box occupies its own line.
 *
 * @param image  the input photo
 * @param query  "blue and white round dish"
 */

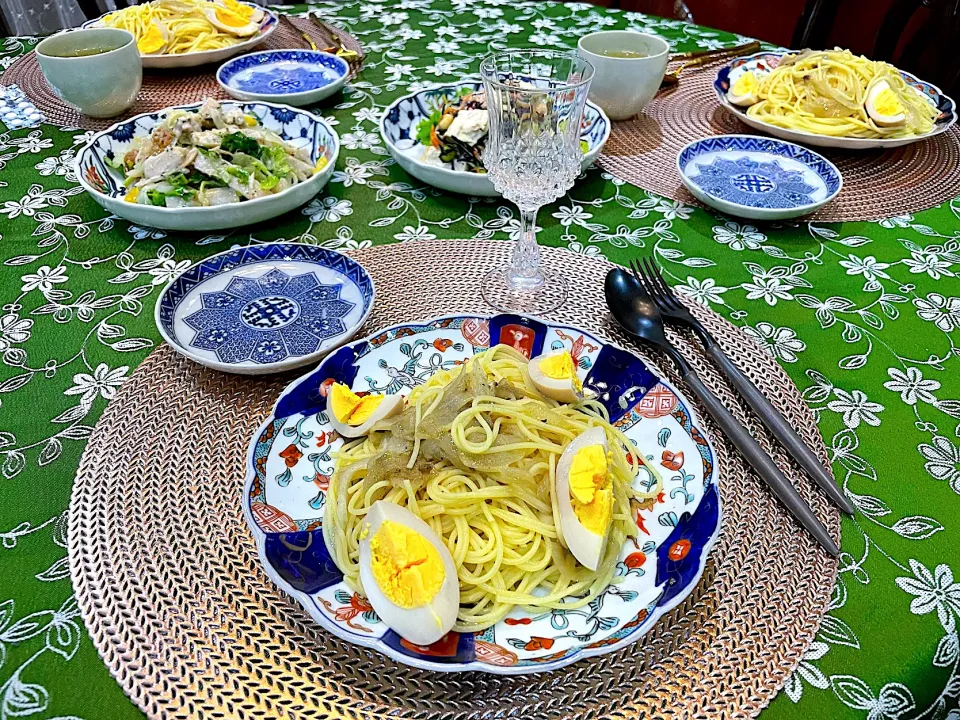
xmin=155 ymin=243 xmax=375 ymax=375
xmin=243 ymin=313 xmax=721 ymax=673
xmin=677 ymin=134 xmax=842 ymax=221
xmin=217 ymin=50 xmax=349 ymax=106
xmin=74 ymin=101 xmax=339 ymax=232
xmin=714 ymin=51 xmax=957 ymax=150
xmin=380 ymin=81 xmax=610 ymax=197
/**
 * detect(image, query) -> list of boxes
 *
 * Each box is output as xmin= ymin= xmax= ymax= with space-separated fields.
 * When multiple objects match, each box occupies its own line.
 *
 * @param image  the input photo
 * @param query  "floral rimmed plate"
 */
xmin=243 ymin=313 xmax=721 ymax=673
xmin=155 ymin=243 xmax=374 ymax=375
xmin=678 ymin=134 xmax=842 ymax=221
xmin=714 ymin=51 xmax=957 ymax=150
xmin=380 ymin=81 xmax=610 ymax=197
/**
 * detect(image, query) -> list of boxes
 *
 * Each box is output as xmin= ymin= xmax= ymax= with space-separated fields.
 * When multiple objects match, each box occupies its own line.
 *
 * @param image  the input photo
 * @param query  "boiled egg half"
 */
xmin=327 ymin=382 xmax=404 ymax=438
xmin=864 ymin=78 xmax=906 ymax=127
xmin=204 ymin=4 xmax=261 ymax=36
xmin=528 ymin=350 xmax=583 ymax=403
xmin=556 ymin=426 xmax=613 ymax=571
xmin=213 ymin=0 xmax=264 ymax=23
xmin=137 ymin=21 xmax=169 ymax=55
xmin=359 ymin=501 xmax=460 ymax=646
xmin=727 ymin=70 xmax=760 ymax=107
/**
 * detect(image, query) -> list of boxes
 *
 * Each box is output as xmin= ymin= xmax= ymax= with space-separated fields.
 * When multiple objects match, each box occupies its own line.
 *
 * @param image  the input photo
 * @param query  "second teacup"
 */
xmin=36 ymin=28 xmax=142 ymax=119
xmin=577 ymin=31 xmax=669 ymax=121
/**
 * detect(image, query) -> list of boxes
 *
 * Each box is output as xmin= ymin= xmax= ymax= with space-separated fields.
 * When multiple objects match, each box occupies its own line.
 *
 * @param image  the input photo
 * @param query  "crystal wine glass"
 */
xmin=480 ymin=50 xmax=595 ymax=313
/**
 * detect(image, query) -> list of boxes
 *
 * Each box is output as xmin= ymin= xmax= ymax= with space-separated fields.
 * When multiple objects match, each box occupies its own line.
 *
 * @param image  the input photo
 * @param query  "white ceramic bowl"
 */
xmin=714 ymin=51 xmax=958 ymax=150
xmin=677 ymin=134 xmax=842 ymax=220
xmin=35 ymin=28 xmax=141 ymax=118
xmin=82 ymin=4 xmax=278 ymax=70
xmin=577 ymin=31 xmax=669 ymax=121
xmin=74 ymin=100 xmax=339 ymax=232
xmin=217 ymin=50 xmax=349 ymax=106
xmin=380 ymin=81 xmax=610 ymax=197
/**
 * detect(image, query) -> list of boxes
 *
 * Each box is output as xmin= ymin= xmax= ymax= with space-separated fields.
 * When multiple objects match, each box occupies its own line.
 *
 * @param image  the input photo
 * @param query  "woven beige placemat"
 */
xmin=599 ymin=63 xmax=960 ymax=223
xmin=0 ymin=15 xmax=362 ymax=132
xmin=69 ymin=240 xmax=840 ymax=720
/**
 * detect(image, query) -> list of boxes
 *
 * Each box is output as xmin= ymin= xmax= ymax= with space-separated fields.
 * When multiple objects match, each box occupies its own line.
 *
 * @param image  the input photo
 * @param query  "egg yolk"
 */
xmin=137 ymin=25 xmax=166 ymax=54
xmin=569 ymin=444 xmax=612 ymax=536
xmin=731 ymin=71 xmax=758 ymax=96
xmin=330 ymin=383 xmax=387 ymax=426
xmin=219 ymin=0 xmax=253 ymax=19
xmin=124 ymin=187 xmax=140 ymax=203
xmin=538 ymin=352 xmax=583 ymax=392
xmin=872 ymin=87 xmax=903 ymax=117
xmin=214 ymin=7 xmax=251 ymax=27
xmin=369 ymin=520 xmax=445 ymax=609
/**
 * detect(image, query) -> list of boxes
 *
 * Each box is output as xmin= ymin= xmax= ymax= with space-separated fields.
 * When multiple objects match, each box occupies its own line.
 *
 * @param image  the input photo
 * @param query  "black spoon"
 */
xmin=604 ymin=267 xmax=840 ymax=557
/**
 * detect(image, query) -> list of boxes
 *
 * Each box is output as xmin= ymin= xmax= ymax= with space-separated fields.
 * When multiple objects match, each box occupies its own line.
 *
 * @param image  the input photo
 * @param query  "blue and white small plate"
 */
xmin=677 ymin=134 xmax=842 ymax=221
xmin=155 ymin=243 xmax=375 ymax=375
xmin=217 ymin=50 xmax=349 ymax=106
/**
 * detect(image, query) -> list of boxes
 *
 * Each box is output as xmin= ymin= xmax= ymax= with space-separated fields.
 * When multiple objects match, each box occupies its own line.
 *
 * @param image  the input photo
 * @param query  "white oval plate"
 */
xmin=714 ymin=51 xmax=957 ymax=150
xmin=82 ymin=4 xmax=278 ymax=70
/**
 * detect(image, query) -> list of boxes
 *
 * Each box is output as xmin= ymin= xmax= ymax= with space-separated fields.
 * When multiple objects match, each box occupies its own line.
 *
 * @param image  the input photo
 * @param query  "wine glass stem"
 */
xmin=507 ymin=207 xmax=544 ymax=292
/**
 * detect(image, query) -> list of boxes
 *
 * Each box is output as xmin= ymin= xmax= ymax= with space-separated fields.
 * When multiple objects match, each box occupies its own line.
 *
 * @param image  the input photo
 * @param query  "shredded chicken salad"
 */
xmin=113 ymin=99 xmax=325 ymax=208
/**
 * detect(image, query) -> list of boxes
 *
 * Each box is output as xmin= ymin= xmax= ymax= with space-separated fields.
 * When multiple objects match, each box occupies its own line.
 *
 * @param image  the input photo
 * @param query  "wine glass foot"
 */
xmin=481 ymin=267 xmax=568 ymax=314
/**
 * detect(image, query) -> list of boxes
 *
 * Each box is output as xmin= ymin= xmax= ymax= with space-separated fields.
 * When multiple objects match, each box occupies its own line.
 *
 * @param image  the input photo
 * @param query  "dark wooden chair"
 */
xmin=791 ymin=0 xmax=960 ymax=98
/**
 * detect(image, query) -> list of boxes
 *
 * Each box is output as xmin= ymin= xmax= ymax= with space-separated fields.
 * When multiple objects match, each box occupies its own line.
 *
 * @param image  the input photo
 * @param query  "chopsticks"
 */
xmin=669 ymin=39 xmax=761 ymax=62
xmin=278 ymin=13 xmax=318 ymax=51
xmin=277 ymin=12 xmax=364 ymax=78
xmin=662 ymin=40 xmax=761 ymax=86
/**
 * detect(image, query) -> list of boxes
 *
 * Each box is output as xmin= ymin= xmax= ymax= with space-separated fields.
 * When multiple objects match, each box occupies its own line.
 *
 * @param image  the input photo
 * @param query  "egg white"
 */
xmin=358 ymin=501 xmax=460 ymax=646
xmin=327 ymin=392 xmax=404 ymax=438
xmin=555 ymin=426 xmax=610 ymax=571
xmin=528 ymin=350 xmax=582 ymax=404
xmin=203 ymin=7 xmax=260 ymax=36
xmin=864 ymin=79 xmax=906 ymax=127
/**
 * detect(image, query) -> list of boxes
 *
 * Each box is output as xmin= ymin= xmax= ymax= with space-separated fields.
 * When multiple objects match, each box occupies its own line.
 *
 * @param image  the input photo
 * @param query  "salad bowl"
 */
xmin=75 ymin=100 xmax=339 ymax=232
xmin=380 ymin=82 xmax=610 ymax=197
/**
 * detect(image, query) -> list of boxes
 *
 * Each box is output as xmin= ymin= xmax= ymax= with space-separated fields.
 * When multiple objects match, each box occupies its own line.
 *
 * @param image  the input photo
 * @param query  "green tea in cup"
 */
xmin=599 ymin=49 xmax=648 ymax=58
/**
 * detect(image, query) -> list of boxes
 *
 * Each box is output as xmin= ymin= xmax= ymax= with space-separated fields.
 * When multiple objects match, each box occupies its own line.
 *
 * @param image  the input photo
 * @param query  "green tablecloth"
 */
xmin=1 ymin=1 xmax=958 ymax=717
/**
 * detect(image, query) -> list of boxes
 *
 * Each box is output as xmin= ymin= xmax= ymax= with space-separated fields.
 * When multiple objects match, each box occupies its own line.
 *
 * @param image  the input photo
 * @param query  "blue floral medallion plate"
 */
xmin=155 ymin=243 xmax=374 ymax=375
xmin=217 ymin=50 xmax=349 ymax=106
xmin=677 ymin=134 xmax=842 ymax=221
xmin=243 ymin=313 xmax=721 ymax=673
xmin=714 ymin=51 xmax=957 ymax=150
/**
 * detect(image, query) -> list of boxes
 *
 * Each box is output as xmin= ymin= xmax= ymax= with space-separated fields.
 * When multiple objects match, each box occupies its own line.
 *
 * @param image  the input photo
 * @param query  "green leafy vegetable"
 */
xmin=221 ymin=132 xmax=260 ymax=157
xmin=146 ymin=189 xmax=167 ymax=207
xmin=415 ymin=109 xmax=442 ymax=146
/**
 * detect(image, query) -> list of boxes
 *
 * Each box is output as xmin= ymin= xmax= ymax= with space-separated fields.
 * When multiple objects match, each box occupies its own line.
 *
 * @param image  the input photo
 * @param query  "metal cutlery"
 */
xmin=633 ymin=258 xmax=855 ymax=516
xmin=604 ymin=266 xmax=840 ymax=557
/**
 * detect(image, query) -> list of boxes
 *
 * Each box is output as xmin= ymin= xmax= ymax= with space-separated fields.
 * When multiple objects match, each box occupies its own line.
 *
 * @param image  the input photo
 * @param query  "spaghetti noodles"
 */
xmin=323 ymin=345 xmax=661 ymax=632
xmin=742 ymin=48 xmax=939 ymax=139
xmin=97 ymin=0 xmax=261 ymax=56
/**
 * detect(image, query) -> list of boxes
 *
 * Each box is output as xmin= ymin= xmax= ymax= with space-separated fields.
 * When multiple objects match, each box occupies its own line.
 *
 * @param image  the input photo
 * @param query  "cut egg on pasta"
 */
xmin=556 ymin=426 xmax=613 ymax=571
xmin=327 ymin=383 xmax=404 ymax=438
xmin=864 ymin=78 xmax=906 ymax=127
xmin=528 ymin=350 xmax=583 ymax=403
xmin=137 ymin=21 xmax=169 ymax=54
xmin=203 ymin=4 xmax=261 ymax=36
xmin=358 ymin=501 xmax=460 ymax=646
xmin=727 ymin=70 xmax=760 ymax=107
xmin=213 ymin=0 xmax=265 ymax=23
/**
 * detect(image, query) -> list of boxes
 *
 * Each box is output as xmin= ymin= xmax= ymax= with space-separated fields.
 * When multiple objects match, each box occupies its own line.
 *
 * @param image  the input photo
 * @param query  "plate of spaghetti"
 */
xmin=714 ymin=49 xmax=957 ymax=149
xmin=83 ymin=0 xmax=277 ymax=69
xmin=243 ymin=313 xmax=720 ymax=673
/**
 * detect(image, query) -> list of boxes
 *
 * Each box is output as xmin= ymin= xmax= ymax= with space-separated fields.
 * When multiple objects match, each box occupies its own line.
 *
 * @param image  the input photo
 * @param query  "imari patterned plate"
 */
xmin=677 ymin=134 xmax=842 ymax=221
xmin=155 ymin=243 xmax=375 ymax=375
xmin=714 ymin=51 xmax=957 ymax=150
xmin=243 ymin=313 xmax=721 ymax=673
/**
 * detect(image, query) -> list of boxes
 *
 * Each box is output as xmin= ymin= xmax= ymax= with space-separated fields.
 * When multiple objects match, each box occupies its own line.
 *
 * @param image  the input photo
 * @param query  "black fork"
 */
xmin=630 ymin=258 xmax=855 ymax=516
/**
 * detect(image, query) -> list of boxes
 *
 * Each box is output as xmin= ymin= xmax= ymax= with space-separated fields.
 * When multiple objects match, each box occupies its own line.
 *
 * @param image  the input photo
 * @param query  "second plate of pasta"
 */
xmin=243 ymin=313 xmax=720 ymax=673
xmin=714 ymin=50 xmax=956 ymax=149
xmin=83 ymin=0 xmax=277 ymax=69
